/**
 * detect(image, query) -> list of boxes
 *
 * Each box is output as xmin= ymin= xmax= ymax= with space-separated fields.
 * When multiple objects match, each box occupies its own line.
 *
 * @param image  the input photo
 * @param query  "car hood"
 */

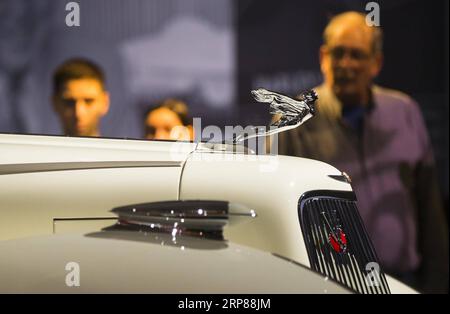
xmin=0 ymin=231 xmax=351 ymax=294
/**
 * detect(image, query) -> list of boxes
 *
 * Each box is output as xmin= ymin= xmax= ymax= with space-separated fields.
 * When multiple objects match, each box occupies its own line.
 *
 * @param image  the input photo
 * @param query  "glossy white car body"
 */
xmin=0 ymin=232 xmax=350 ymax=293
xmin=0 ymin=133 xmax=416 ymax=293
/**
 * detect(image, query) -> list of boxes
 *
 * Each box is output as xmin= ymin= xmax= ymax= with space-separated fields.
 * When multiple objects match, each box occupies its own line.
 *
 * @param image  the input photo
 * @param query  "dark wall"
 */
xmin=0 ymin=0 xmax=235 ymax=138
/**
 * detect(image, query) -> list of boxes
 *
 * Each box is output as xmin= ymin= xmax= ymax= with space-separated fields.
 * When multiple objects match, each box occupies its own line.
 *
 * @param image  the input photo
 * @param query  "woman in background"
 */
xmin=144 ymin=98 xmax=193 ymax=141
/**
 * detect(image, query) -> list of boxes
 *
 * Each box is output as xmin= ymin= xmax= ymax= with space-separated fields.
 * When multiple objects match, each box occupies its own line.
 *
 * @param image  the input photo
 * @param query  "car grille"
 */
xmin=298 ymin=190 xmax=390 ymax=294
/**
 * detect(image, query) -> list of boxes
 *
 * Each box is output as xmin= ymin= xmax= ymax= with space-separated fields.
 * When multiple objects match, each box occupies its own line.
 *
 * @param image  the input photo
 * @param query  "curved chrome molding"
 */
xmin=328 ymin=172 xmax=352 ymax=184
xmin=0 ymin=161 xmax=182 ymax=175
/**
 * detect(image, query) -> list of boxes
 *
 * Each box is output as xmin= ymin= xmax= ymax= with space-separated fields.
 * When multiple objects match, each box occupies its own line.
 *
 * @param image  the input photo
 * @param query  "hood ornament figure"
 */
xmin=234 ymin=88 xmax=318 ymax=143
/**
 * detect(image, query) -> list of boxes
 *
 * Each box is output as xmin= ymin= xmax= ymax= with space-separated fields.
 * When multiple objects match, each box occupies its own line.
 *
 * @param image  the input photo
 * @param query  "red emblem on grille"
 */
xmin=328 ymin=228 xmax=347 ymax=253
xmin=321 ymin=212 xmax=348 ymax=254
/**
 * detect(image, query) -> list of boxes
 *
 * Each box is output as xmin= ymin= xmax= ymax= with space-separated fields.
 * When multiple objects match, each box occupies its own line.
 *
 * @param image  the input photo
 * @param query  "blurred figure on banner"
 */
xmin=52 ymin=58 xmax=110 ymax=137
xmin=274 ymin=12 xmax=448 ymax=293
xmin=144 ymin=98 xmax=193 ymax=141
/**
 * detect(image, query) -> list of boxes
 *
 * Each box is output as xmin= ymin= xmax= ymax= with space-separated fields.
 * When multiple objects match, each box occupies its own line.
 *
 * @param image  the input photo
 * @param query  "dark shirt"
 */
xmin=342 ymin=104 xmax=366 ymax=133
xmin=276 ymin=84 xmax=448 ymax=293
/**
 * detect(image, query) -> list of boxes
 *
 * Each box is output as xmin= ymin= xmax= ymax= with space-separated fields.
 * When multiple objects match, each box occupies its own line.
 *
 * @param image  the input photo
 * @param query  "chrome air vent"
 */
xmin=298 ymin=191 xmax=390 ymax=294
xmin=111 ymin=200 xmax=256 ymax=241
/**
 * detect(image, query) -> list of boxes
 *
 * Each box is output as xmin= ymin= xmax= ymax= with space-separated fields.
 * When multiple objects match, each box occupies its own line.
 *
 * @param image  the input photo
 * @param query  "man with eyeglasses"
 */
xmin=52 ymin=58 xmax=110 ymax=137
xmin=276 ymin=11 xmax=448 ymax=293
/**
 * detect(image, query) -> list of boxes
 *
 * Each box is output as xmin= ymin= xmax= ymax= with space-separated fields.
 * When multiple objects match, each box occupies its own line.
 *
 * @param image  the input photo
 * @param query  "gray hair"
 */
xmin=323 ymin=11 xmax=383 ymax=54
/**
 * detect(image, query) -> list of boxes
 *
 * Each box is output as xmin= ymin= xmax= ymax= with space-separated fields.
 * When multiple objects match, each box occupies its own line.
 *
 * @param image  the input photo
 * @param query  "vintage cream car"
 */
xmin=0 ymin=133 xmax=416 ymax=293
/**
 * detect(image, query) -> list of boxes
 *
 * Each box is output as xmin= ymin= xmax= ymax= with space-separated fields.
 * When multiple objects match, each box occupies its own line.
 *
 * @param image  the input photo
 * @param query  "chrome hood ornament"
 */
xmin=234 ymin=88 xmax=318 ymax=143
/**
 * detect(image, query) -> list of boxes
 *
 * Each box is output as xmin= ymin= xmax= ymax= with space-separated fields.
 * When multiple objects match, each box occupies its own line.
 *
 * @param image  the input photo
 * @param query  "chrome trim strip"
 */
xmin=53 ymin=217 xmax=117 ymax=221
xmin=0 ymin=161 xmax=182 ymax=175
xmin=328 ymin=173 xmax=352 ymax=184
xmin=111 ymin=200 xmax=257 ymax=241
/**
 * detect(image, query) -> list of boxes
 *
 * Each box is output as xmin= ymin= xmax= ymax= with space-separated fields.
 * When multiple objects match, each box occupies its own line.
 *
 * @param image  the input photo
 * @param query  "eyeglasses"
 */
xmin=327 ymin=46 xmax=371 ymax=61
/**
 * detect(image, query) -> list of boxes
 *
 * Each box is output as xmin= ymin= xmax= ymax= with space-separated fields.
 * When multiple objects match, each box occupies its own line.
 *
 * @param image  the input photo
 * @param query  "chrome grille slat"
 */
xmin=304 ymin=209 xmax=325 ymax=274
xmin=312 ymin=203 xmax=336 ymax=279
xmin=337 ymin=200 xmax=374 ymax=293
xmin=349 ymin=202 xmax=391 ymax=294
xmin=342 ymin=251 xmax=358 ymax=292
xmin=314 ymin=201 xmax=343 ymax=282
xmin=345 ymin=201 xmax=387 ymax=294
xmin=299 ymin=191 xmax=390 ymax=294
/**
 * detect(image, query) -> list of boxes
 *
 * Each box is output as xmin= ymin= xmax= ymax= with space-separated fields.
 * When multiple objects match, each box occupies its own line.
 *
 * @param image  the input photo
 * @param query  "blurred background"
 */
xmin=0 ymin=0 xmax=448 ymax=207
